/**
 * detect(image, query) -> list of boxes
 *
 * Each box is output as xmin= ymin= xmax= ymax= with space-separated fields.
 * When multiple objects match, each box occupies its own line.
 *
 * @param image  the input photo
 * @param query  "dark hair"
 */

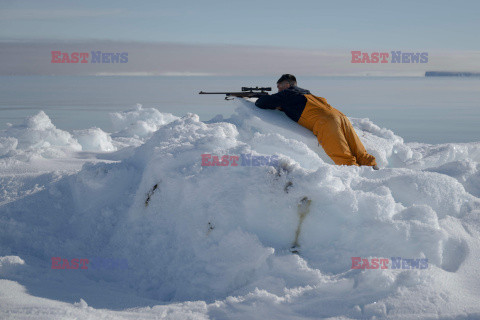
xmin=277 ymin=74 xmax=297 ymax=86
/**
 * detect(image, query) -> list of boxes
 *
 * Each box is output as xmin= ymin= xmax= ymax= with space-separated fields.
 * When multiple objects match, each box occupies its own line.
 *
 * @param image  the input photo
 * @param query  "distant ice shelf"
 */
xmin=425 ymin=71 xmax=480 ymax=77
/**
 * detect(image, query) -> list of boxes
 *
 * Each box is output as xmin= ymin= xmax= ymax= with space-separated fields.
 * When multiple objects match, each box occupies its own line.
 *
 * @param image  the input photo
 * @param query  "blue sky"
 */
xmin=1 ymin=0 xmax=479 ymax=76
xmin=1 ymin=0 xmax=479 ymax=50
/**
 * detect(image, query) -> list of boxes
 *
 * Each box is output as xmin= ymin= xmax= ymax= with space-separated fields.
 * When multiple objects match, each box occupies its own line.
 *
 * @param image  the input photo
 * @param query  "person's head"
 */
xmin=276 ymin=74 xmax=297 ymax=92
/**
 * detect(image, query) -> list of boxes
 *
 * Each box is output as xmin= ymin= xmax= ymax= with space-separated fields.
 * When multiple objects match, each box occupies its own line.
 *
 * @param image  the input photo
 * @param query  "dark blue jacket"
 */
xmin=255 ymin=86 xmax=311 ymax=122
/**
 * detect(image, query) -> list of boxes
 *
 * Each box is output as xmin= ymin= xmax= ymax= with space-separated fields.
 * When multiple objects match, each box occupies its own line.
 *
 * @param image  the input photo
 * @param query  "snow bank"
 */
xmin=0 ymin=256 xmax=25 ymax=276
xmin=111 ymin=103 xmax=179 ymax=138
xmin=0 ymin=111 xmax=81 ymax=160
xmin=73 ymin=127 xmax=117 ymax=152
xmin=1 ymin=100 xmax=480 ymax=319
xmin=0 ymin=105 xmax=179 ymax=165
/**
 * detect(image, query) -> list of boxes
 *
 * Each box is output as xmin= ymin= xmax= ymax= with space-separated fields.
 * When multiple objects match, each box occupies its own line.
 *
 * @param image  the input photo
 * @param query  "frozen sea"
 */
xmin=1 ymin=75 xmax=479 ymax=144
xmin=1 ymin=75 xmax=480 ymax=319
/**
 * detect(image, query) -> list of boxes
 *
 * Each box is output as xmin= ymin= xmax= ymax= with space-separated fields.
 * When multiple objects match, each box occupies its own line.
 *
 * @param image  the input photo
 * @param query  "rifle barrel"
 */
xmin=199 ymin=91 xmax=244 ymax=94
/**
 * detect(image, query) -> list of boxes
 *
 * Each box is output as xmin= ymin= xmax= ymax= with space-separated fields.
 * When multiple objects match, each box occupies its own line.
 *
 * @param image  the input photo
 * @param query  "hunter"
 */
xmin=255 ymin=74 xmax=378 ymax=169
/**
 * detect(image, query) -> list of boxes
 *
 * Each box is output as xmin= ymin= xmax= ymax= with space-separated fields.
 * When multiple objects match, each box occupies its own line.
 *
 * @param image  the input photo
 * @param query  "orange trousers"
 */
xmin=297 ymin=94 xmax=377 ymax=166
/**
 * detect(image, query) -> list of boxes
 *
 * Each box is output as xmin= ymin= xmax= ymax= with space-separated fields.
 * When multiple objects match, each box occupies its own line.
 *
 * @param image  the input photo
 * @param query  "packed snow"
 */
xmin=1 ymin=99 xmax=480 ymax=319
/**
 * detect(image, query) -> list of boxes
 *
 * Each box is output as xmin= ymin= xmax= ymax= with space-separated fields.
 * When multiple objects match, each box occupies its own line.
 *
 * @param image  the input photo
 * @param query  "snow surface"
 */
xmin=1 ymin=99 xmax=480 ymax=319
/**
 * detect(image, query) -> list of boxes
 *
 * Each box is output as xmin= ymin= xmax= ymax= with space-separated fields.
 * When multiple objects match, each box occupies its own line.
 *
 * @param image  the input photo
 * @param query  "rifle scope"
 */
xmin=241 ymin=87 xmax=271 ymax=92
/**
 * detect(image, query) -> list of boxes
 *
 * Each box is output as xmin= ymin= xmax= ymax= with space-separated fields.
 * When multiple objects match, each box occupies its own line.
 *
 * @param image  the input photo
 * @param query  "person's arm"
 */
xmin=255 ymin=92 xmax=285 ymax=110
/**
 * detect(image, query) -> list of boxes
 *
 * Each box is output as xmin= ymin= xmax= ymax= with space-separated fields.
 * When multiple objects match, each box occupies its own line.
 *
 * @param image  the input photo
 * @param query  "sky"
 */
xmin=1 ymin=0 xmax=479 ymax=75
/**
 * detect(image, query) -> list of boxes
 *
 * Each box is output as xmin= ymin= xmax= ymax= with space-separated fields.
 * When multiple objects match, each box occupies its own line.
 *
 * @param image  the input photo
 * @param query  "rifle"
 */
xmin=199 ymin=86 xmax=271 ymax=100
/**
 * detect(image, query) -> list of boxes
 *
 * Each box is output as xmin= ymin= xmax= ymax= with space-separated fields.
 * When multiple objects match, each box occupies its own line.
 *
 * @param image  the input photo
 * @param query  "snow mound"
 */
xmin=110 ymin=104 xmax=179 ymax=145
xmin=0 ymin=111 xmax=81 ymax=160
xmin=73 ymin=127 xmax=117 ymax=152
xmin=0 ymin=256 xmax=25 ymax=276
xmin=0 ymin=105 xmax=179 ymax=164
xmin=1 ymin=100 xmax=480 ymax=319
